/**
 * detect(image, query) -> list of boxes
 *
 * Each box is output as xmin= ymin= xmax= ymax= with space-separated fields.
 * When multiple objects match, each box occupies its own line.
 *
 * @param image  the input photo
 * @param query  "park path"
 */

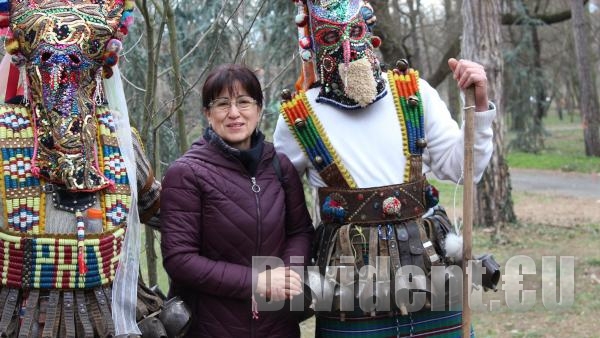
xmin=510 ymin=168 xmax=599 ymax=199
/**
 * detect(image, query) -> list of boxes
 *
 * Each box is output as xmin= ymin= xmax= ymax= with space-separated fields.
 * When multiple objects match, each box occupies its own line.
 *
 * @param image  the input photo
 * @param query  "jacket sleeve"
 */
xmin=278 ymin=154 xmax=314 ymax=266
xmin=160 ymin=160 xmax=256 ymax=300
xmin=420 ymin=79 xmax=496 ymax=183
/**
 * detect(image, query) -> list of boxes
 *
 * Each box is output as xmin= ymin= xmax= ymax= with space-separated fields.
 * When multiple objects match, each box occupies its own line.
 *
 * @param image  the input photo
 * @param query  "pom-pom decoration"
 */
xmin=4 ymin=38 xmax=19 ymax=55
xmin=295 ymin=13 xmax=308 ymax=27
xmin=300 ymin=49 xmax=313 ymax=61
xmin=106 ymin=38 xmax=123 ymax=53
xmin=299 ymin=36 xmax=311 ymax=50
xmin=444 ymin=232 xmax=463 ymax=261
xmin=371 ymin=35 xmax=382 ymax=49
xmin=382 ymin=196 xmax=402 ymax=217
xmin=102 ymin=51 xmax=119 ymax=67
xmin=102 ymin=65 xmax=114 ymax=79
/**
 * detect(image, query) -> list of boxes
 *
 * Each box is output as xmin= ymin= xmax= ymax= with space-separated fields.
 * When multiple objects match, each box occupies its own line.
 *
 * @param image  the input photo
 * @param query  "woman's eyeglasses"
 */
xmin=209 ymin=95 xmax=257 ymax=113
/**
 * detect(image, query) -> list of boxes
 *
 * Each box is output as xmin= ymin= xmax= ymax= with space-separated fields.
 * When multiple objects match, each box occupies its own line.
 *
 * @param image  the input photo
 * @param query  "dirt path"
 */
xmin=510 ymin=168 xmax=600 ymax=226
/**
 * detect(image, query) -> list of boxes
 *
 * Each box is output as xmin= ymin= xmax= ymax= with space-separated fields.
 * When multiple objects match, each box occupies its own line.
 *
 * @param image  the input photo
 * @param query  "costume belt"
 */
xmin=318 ymin=178 xmax=426 ymax=225
xmin=0 ymin=227 xmax=124 ymax=290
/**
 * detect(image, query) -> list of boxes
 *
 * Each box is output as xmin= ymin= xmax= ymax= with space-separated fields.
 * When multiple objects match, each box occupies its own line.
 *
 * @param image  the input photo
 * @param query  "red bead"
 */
xmin=357 ymin=193 xmax=364 ymax=201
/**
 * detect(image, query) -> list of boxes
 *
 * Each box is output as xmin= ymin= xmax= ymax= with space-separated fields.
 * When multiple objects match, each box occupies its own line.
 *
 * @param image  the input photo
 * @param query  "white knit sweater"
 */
xmin=273 ymin=75 xmax=496 ymax=189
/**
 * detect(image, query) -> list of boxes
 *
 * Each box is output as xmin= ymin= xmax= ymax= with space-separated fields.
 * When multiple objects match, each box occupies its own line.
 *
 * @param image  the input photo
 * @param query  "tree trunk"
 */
xmin=570 ymin=0 xmax=600 ymax=156
xmin=164 ymin=0 xmax=187 ymax=154
xmin=371 ymin=0 xmax=407 ymax=64
xmin=461 ymin=0 xmax=516 ymax=227
xmin=445 ymin=0 xmax=461 ymax=121
xmin=136 ymin=0 xmax=162 ymax=287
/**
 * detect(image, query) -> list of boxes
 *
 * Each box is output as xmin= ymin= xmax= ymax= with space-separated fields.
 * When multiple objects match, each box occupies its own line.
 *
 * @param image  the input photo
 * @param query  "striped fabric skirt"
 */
xmin=316 ymin=311 xmax=473 ymax=337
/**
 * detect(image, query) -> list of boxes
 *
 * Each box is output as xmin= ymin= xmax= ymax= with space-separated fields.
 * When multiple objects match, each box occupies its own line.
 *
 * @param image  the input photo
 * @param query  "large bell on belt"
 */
xmin=159 ymin=297 xmax=192 ymax=338
xmin=137 ymin=316 xmax=168 ymax=338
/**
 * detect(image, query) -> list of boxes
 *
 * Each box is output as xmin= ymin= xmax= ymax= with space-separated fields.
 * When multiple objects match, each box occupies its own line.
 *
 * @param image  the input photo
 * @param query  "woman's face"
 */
xmin=205 ymin=82 xmax=261 ymax=150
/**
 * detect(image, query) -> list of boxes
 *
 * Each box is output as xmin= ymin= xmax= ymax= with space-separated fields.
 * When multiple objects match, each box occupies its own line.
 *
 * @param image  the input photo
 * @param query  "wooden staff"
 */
xmin=462 ymin=86 xmax=476 ymax=337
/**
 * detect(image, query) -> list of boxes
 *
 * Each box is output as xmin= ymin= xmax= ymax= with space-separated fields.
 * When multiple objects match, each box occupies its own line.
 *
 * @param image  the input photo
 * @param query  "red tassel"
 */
xmin=30 ymin=166 xmax=40 ymax=177
xmin=78 ymin=247 xmax=88 ymax=275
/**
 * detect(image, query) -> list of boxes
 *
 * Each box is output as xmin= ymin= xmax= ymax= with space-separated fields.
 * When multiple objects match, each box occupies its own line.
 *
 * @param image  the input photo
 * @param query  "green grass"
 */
xmin=506 ymin=113 xmax=600 ymax=173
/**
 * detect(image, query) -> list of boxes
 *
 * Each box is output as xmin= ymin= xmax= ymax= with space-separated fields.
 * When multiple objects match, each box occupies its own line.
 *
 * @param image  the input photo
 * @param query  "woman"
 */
xmin=161 ymin=64 xmax=314 ymax=337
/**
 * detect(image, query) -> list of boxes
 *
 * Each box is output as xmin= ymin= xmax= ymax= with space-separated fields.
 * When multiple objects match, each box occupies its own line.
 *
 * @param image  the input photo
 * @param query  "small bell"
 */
xmin=408 ymin=95 xmax=419 ymax=107
xmin=294 ymin=118 xmax=306 ymax=129
xmin=395 ymin=59 xmax=409 ymax=72
xmin=280 ymin=88 xmax=293 ymax=102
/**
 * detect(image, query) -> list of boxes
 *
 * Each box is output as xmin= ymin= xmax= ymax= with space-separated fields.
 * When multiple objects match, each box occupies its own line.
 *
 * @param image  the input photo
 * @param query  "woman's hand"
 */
xmin=448 ymin=58 xmax=489 ymax=112
xmin=256 ymin=267 xmax=303 ymax=302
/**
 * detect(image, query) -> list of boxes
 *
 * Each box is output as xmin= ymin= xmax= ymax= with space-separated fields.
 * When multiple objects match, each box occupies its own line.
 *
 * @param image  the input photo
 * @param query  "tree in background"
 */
xmin=462 ymin=0 xmax=517 ymax=227
xmin=570 ymin=0 xmax=600 ymax=156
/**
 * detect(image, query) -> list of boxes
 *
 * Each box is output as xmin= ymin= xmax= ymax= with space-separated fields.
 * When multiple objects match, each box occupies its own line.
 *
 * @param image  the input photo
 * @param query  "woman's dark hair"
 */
xmin=201 ymin=64 xmax=263 ymax=109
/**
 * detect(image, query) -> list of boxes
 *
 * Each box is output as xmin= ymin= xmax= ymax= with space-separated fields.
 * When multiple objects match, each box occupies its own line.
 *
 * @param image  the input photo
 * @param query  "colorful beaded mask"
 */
xmin=299 ymin=0 xmax=385 ymax=109
xmin=0 ymin=0 xmax=134 ymax=191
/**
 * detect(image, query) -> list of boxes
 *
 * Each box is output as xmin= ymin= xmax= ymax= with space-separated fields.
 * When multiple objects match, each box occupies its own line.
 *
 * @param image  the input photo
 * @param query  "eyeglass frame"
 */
xmin=208 ymin=95 xmax=258 ymax=113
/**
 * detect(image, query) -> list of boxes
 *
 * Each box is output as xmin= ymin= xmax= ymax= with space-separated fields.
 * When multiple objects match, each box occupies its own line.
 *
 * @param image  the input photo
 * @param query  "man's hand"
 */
xmin=448 ymin=58 xmax=489 ymax=112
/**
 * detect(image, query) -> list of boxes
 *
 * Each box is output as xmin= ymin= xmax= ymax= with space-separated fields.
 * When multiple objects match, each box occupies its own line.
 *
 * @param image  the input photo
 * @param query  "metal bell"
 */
xmin=294 ymin=118 xmax=306 ymax=129
xmin=137 ymin=316 xmax=168 ymax=338
xmin=280 ymin=88 xmax=293 ymax=102
xmin=408 ymin=95 xmax=419 ymax=107
xmin=158 ymin=297 xmax=192 ymax=338
xmin=396 ymin=59 xmax=409 ymax=72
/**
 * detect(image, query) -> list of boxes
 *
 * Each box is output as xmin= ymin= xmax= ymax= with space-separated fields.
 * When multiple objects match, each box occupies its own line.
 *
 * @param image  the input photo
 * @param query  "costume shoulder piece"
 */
xmin=279 ymin=90 xmax=356 ymax=188
xmin=386 ymin=62 xmax=427 ymax=182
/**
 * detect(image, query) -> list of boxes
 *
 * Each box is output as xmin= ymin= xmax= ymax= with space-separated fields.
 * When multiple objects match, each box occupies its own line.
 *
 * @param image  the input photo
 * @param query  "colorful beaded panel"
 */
xmin=280 ymin=70 xmax=425 ymax=186
xmin=388 ymin=69 xmax=425 ymax=154
xmin=388 ymin=69 xmax=425 ymax=182
xmin=95 ymin=106 xmax=130 ymax=230
xmin=0 ymin=227 xmax=124 ymax=289
xmin=0 ymin=105 xmax=43 ymax=233
xmin=280 ymin=92 xmax=357 ymax=188
xmin=0 ymin=103 xmax=130 ymax=288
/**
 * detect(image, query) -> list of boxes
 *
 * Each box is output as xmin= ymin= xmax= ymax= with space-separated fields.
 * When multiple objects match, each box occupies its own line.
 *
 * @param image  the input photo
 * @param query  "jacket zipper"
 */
xmin=250 ymin=176 xmax=261 ymax=337
xmin=250 ymin=176 xmax=261 ymax=256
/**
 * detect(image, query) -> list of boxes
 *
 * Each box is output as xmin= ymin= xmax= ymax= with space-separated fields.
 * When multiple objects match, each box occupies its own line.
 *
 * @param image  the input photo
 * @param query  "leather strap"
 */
xmin=18 ymin=289 xmax=39 ymax=338
xmin=406 ymin=221 xmax=426 ymax=272
xmin=0 ymin=288 xmax=20 ymax=335
xmin=62 ymin=291 xmax=76 ymax=338
xmin=338 ymin=224 xmax=352 ymax=258
xmin=87 ymin=291 xmax=107 ymax=338
xmin=351 ymin=226 xmax=365 ymax=272
xmin=377 ymin=225 xmax=390 ymax=265
xmin=42 ymin=290 xmax=61 ymax=338
xmin=320 ymin=163 xmax=351 ymax=188
xmin=395 ymin=223 xmax=412 ymax=268
xmin=94 ymin=287 xmax=115 ymax=337
xmin=38 ymin=295 xmax=48 ymax=329
xmin=387 ymin=224 xmax=402 ymax=272
xmin=368 ymin=227 xmax=378 ymax=271
xmin=75 ymin=291 xmax=94 ymax=338
xmin=103 ymin=285 xmax=113 ymax=304
xmin=408 ymin=155 xmax=423 ymax=182
xmin=417 ymin=218 xmax=442 ymax=267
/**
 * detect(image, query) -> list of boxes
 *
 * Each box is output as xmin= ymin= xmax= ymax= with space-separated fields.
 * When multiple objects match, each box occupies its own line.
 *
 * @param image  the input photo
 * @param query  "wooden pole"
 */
xmin=462 ymin=86 xmax=476 ymax=337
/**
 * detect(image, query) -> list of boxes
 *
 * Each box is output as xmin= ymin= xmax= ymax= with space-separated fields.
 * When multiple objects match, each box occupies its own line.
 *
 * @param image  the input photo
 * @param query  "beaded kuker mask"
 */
xmin=0 ymin=0 xmax=134 ymax=191
xmin=297 ymin=0 xmax=385 ymax=109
